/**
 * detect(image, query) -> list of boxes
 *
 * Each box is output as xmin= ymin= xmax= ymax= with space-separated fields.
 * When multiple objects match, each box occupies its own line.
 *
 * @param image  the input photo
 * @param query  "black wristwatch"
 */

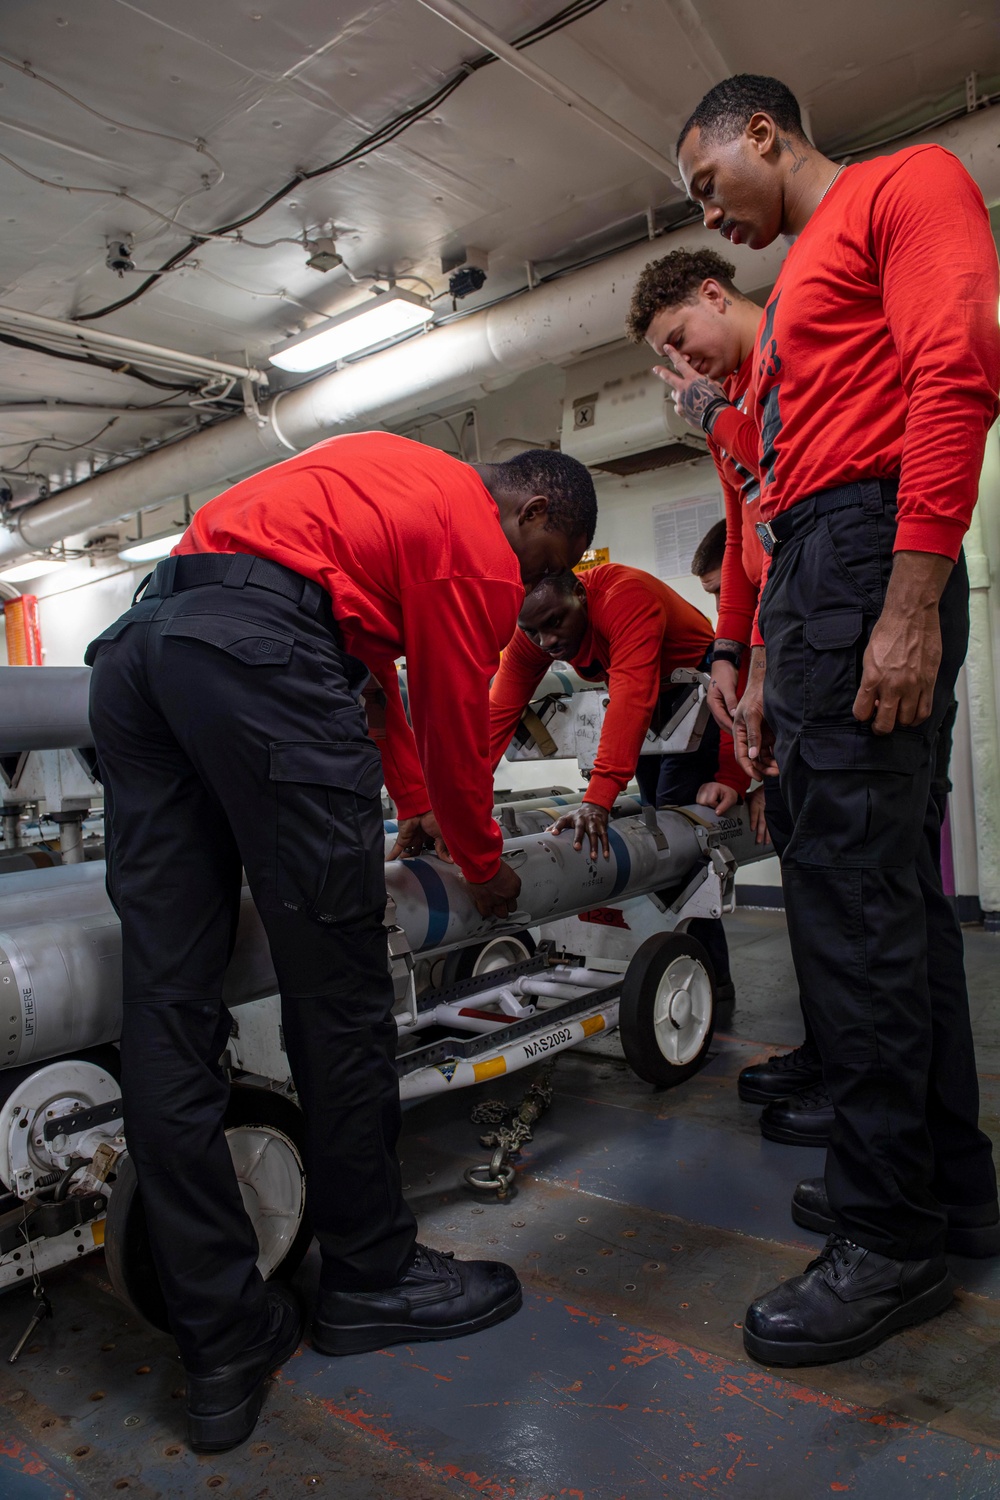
xmin=711 ymin=648 xmax=742 ymax=668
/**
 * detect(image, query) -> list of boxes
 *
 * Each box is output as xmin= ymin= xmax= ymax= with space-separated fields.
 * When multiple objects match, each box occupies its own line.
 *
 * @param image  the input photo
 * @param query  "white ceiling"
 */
xmin=0 ymin=0 xmax=997 ymax=505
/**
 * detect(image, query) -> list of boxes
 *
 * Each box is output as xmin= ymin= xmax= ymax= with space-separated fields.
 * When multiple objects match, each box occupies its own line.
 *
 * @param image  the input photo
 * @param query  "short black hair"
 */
xmin=626 ymin=248 xmax=738 ymax=343
xmin=492 ymin=449 xmax=597 ymax=545
xmin=677 ymin=74 xmax=805 ymax=156
xmin=519 ymin=569 xmax=583 ymax=617
xmin=691 ymin=519 xmax=726 ymax=577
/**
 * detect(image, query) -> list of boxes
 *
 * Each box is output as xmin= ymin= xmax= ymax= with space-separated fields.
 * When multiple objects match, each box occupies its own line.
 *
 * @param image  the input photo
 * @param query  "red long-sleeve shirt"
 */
xmin=489 ymin=564 xmax=748 ymax=807
xmin=707 ymin=354 xmax=765 ymax=649
xmin=744 ymin=145 xmax=1000 ymax=645
xmin=176 ymin=431 xmax=523 ymax=882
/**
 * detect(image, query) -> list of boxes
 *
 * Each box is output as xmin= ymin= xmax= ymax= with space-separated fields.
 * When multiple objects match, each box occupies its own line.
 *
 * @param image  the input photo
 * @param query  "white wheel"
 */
xmin=619 ymin=932 xmax=717 ymax=1088
xmin=650 ymin=954 xmax=714 ymax=1066
xmin=226 ymin=1123 xmax=305 ymax=1278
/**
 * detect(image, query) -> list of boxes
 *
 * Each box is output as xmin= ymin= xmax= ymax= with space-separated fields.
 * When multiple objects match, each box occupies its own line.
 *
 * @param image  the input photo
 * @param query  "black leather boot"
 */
xmin=759 ymin=1084 xmax=833 ymax=1146
xmin=312 ymin=1244 xmax=522 ymax=1357
xmin=738 ymin=1044 xmax=823 ymax=1105
xmin=743 ymin=1235 xmax=955 ymax=1366
xmin=186 ymin=1284 xmax=303 ymax=1454
xmin=792 ymin=1176 xmax=1000 ymax=1257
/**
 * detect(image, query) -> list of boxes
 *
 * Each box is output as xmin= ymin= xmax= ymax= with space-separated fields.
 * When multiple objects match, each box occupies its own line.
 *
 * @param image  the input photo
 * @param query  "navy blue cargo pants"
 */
xmin=87 ymin=553 xmax=417 ymax=1373
xmin=759 ymin=479 xmax=995 ymax=1260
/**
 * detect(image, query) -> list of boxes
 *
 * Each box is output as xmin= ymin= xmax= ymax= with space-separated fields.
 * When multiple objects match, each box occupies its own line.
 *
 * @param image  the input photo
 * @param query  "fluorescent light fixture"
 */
xmin=0 ymin=556 xmax=69 ymax=583
xmin=269 ymin=288 xmax=434 ymax=372
xmin=118 ymin=531 xmax=187 ymax=564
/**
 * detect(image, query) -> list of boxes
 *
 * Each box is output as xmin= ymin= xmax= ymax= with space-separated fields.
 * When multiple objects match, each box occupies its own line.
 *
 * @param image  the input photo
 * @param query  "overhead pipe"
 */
xmin=0 ymin=104 xmax=997 ymax=568
xmin=0 ymin=304 xmax=266 ymax=384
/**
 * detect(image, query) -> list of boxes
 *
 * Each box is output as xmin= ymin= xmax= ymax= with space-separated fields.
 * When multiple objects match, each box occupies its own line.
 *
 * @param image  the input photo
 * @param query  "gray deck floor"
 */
xmin=2 ymin=909 xmax=1000 ymax=1498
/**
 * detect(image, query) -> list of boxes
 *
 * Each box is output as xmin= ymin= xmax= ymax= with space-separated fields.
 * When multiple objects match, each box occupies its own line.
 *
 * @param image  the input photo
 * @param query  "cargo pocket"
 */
xmin=803 ymin=608 xmax=864 ymax=724
xmin=799 ymin=728 xmax=930 ymax=866
xmin=269 ymin=739 xmax=386 ymax=924
xmin=159 ymin=614 xmax=294 ymax=665
xmin=83 ymin=596 xmax=161 ymax=664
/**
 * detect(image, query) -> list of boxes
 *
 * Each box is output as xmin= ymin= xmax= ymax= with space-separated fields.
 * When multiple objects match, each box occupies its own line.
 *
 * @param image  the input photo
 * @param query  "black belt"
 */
xmin=136 ymin=552 xmax=326 ymax=615
xmin=755 ymin=477 xmax=899 ymax=556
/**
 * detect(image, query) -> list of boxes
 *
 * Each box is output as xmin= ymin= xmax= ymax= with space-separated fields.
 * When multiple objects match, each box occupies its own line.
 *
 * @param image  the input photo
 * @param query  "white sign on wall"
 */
xmin=652 ymin=494 xmax=722 ymax=581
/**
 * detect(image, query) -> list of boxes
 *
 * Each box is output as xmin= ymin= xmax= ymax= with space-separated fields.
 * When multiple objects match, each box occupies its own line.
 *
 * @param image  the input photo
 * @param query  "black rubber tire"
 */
xmin=104 ymin=1083 xmax=311 ymax=1332
xmin=439 ymin=930 xmax=536 ymax=986
xmin=618 ymin=931 xmax=716 ymax=1090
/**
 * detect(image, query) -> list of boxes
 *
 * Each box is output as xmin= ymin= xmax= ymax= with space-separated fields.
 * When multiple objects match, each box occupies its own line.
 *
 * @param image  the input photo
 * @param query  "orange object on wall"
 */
xmin=3 ymin=595 xmax=43 ymax=665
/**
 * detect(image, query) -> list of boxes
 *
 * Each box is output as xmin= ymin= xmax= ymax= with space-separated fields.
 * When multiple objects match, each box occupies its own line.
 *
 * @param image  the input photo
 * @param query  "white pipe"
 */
xmin=963 ymin=424 xmax=1000 ymax=919
xmin=1 ymin=103 xmax=998 ymax=567
xmin=415 ymin=0 xmax=680 ymax=181
xmin=0 ymin=303 xmax=266 ymax=384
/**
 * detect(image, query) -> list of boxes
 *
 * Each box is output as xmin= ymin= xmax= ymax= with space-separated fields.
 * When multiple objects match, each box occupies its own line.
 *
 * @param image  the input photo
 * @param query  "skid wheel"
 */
xmin=619 ymin=932 xmax=716 ymax=1089
xmin=104 ymin=1084 xmax=311 ymax=1332
xmin=439 ymin=930 xmax=536 ymax=986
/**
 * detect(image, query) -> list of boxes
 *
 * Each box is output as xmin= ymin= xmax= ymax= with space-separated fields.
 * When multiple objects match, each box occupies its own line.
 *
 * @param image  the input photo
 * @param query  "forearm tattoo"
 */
xmin=714 ymin=639 xmax=745 ymax=664
xmin=677 ymin=375 xmax=731 ymax=433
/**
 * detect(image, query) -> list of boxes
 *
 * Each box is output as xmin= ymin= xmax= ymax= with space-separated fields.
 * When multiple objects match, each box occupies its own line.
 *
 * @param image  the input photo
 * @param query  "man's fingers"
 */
xmin=706 ymin=682 xmax=735 ymax=732
xmin=733 ymin=718 xmax=753 ymax=779
xmin=433 ymin=837 xmax=454 ymax=863
xmin=652 ymin=364 xmax=682 ymax=390
xmin=872 ymin=694 xmax=899 ymax=735
xmin=601 ymin=826 xmax=611 ymax=860
xmin=662 ymin=343 xmax=696 ymax=376
xmin=853 ymin=678 xmax=877 ymax=723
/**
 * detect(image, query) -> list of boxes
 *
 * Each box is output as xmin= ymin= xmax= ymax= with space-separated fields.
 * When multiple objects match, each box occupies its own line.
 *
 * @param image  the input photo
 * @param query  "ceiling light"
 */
xmin=118 ymin=531 xmax=187 ymax=564
xmin=269 ymin=288 xmax=434 ymax=372
xmin=0 ymin=556 xmax=69 ymax=583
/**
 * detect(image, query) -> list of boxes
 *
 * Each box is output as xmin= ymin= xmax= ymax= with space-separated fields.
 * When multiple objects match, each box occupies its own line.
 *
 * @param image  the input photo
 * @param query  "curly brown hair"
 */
xmin=625 ymin=248 xmax=737 ymax=343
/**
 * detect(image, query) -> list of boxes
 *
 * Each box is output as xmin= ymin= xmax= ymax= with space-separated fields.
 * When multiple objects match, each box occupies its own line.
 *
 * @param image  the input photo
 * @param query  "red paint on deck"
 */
xmin=0 ymin=1437 xmax=72 ymax=1495
xmin=319 ymin=1396 xmax=517 ymax=1499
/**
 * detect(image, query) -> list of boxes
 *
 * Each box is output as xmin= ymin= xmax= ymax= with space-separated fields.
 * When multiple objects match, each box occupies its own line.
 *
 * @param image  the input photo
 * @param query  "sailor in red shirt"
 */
xmin=490 ymin=563 xmax=748 ymax=998
xmin=675 ymin=73 xmax=1000 ymax=1367
xmin=624 ymin=247 xmax=764 ymax=733
xmin=86 ymin=433 xmax=596 ymax=1448
xmin=627 ymin=247 xmax=828 ymax=1119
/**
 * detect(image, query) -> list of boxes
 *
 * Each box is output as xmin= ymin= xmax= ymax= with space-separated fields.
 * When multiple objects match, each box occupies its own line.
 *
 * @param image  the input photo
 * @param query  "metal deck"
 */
xmin=2 ymin=910 xmax=1000 ymax=1499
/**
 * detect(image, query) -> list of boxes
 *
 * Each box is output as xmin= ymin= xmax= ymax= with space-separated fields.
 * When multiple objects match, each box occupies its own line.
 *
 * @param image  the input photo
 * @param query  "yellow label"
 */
xmin=573 ymin=547 xmax=610 ymax=574
xmin=473 ymin=1056 xmax=507 ymax=1083
xmin=582 ymin=1015 xmax=607 ymax=1037
xmin=91 ymin=1219 xmax=106 ymax=1247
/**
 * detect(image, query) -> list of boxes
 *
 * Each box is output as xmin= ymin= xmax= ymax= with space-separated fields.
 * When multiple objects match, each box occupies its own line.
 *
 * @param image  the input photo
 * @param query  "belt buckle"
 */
xmin=755 ymin=520 xmax=778 ymax=555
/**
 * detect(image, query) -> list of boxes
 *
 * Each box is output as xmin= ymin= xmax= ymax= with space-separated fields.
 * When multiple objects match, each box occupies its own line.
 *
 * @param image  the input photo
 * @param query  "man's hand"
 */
xmin=696 ymin=781 xmax=740 ymax=815
xmin=467 ymin=860 xmax=522 ymax=919
xmin=547 ymin=800 xmax=611 ymax=861
xmin=733 ymin=646 xmax=780 ymax=779
xmin=747 ymin=785 xmax=772 ymax=846
xmin=386 ymin=810 xmax=452 ymax=862
xmin=853 ymin=552 xmax=953 ymax=735
xmin=652 ymin=345 xmax=731 ymax=435
xmin=708 ymin=656 xmax=740 ymax=731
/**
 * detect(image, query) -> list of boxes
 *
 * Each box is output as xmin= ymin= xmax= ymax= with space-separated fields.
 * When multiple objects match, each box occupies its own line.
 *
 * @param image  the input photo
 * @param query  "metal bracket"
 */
xmin=642 ymin=805 xmax=669 ymax=851
xmin=43 ymin=1097 xmax=122 ymax=1142
xmin=241 ymin=376 xmax=269 ymax=429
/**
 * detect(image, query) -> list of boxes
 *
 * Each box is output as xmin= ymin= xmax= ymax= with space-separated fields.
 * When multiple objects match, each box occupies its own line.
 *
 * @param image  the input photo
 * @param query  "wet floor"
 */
xmin=2 ymin=909 xmax=1000 ymax=1499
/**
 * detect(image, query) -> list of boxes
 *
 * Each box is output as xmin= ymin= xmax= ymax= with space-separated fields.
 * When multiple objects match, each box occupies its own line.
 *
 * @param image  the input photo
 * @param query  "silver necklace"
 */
xmin=818 ymin=162 xmax=846 ymax=205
